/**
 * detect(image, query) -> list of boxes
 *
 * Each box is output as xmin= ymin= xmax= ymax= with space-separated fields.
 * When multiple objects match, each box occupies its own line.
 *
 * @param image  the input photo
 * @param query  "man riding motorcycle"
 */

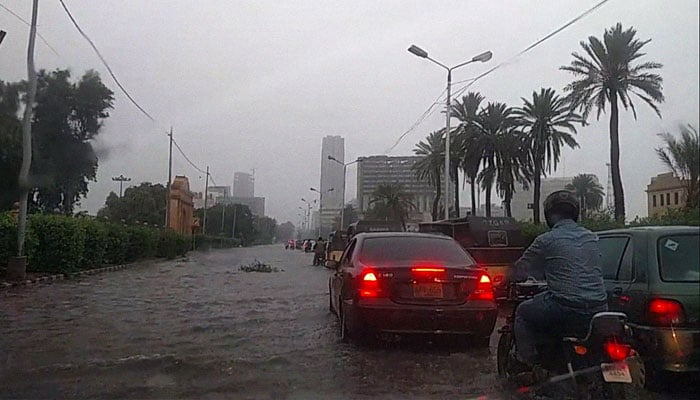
xmin=510 ymin=190 xmax=608 ymax=373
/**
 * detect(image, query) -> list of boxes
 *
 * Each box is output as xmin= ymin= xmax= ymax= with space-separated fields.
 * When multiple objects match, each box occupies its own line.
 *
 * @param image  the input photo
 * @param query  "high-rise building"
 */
xmin=319 ymin=136 xmax=345 ymax=233
xmin=356 ymin=155 xmax=436 ymax=221
xmin=233 ymin=172 xmax=254 ymax=198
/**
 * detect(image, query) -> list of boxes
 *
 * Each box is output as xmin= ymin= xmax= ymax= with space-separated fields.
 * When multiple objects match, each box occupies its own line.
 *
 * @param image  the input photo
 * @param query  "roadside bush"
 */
xmin=0 ymin=212 xmax=17 ymax=267
xmin=103 ymin=222 xmax=130 ymax=265
xmin=124 ymin=225 xmax=159 ymax=261
xmin=78 ymin=218 xmax=108 ymax=269
xmin=158 ymin=229 xmax=189 ymax=259
xmin=26 ymin=214 xmax=85 ymax=274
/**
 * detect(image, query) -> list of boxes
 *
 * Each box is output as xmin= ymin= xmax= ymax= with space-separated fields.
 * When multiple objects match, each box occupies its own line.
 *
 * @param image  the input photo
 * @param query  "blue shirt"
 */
xmin=513 ymin=219 xmax=607 ymax=305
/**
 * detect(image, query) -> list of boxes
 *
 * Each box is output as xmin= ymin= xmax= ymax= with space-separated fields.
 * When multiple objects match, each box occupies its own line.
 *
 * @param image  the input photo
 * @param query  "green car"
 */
xmin=597 ymin=226 xmax=699 ymax=385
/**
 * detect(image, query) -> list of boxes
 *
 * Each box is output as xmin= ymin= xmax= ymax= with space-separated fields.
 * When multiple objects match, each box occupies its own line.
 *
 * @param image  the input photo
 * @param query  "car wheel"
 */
xmin=340 ymin=307 xmax=350 ymax=343
xmin=328 ymin=284 xmax=335 ymax=315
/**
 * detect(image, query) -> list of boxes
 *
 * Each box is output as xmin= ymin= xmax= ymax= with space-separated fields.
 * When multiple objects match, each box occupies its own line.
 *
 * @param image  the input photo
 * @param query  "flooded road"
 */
xmin=0 ymin=245 xmax=693 ymax=399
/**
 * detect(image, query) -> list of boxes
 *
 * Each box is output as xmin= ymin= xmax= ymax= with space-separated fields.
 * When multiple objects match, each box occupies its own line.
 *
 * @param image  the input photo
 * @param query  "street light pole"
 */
xmin=328 ymin=156 xmax=360 ymax=230
xmin=310 ymin=187 xmax=333 ymax=237
xmin=112 ymin=174 xmax=132 ymax=197
xmin=408 ymin=45 xmax=492 ymax=220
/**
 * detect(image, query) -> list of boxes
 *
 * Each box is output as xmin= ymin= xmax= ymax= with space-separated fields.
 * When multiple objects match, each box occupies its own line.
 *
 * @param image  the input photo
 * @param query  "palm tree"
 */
xmin=515 ymin=88 xmax=580 ymax=224
xmin=368 ymin=184 xmax=415 ymax=231
xmin=468 ymin=102 xmax=518 ymax=217
xmin=495 ymin=131 xmax=531 ymax=218
xmin=566 ymin=174 xmax=605 ymax=220
xmin=452 ymin=91 xmax=486 ymax=216
xmin=656 ymin=124 xmax=700 ymax=208
xmin=413 ymin=131 xmax=444 ymax=220
xmin=561 ymin=23 xmax=664 ymax=223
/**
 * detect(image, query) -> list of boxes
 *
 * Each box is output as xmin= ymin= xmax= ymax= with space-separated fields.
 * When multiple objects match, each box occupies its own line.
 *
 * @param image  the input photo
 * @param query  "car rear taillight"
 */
xmin=359 ymin=270 xmax=384 ymax=298
xmin=468 ymin=274 xmax=494 ymax=301
xmin=648 ymin=298 xmax=686 ymax=326
xmin=604 ymin=338 xmax=631 ymax=362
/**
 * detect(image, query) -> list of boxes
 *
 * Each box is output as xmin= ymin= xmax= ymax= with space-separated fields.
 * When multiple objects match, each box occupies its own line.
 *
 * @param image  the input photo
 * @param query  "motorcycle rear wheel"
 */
xmin=497 ymin=331 xmax=514 ymax=378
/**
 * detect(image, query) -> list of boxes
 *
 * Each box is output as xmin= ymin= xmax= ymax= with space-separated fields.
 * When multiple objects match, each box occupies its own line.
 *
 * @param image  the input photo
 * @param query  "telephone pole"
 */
xmin=112 ymin=175 xmax=131 ymax=197
xmin=165 ymin=127 xmax=173 ymax=228
xmin=202 ymin=166 xmax=210 ymax=234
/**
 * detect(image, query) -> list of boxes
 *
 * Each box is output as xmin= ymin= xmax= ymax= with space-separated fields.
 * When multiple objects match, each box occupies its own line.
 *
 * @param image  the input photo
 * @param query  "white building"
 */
xmin=510 ymin=176 xmax=600 ymax=222
xmin=233 ymin=172 xmax=254 ymax=198
xmin=319 ymin=136 xmax=345 ymax=232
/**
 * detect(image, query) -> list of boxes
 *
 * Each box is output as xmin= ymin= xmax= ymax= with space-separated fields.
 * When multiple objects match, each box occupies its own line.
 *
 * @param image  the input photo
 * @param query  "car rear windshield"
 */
xmin=358 ymin=237 xmax=476 ymax=266
xmin=658 ymin=234 xmax=700 ymax=282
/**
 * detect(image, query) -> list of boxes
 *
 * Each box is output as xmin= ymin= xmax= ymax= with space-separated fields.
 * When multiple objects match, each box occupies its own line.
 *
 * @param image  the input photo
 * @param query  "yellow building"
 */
xmin=168 ymin=175 xmax=195 ymax=235
xmin=646 ymin=172 xmax=687 ymax=217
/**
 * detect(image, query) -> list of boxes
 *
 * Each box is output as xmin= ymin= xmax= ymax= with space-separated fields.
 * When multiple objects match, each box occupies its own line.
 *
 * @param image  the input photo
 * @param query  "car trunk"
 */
xmin=369 ymin=264 xmax=486 ymax=306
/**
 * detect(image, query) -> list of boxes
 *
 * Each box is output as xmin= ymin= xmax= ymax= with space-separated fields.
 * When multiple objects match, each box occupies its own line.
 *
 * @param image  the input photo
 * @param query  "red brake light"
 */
xmin=604 ymin=339 xmax=631 ymax=362
xmin=411 ymin=267 xmax=445 ymax=273
xmin=469 ymin=274 xmax=494 ymax=301
xmin=648 ymin=299 xmax=685 ymax=326
xmin=359 ymin=270 xmax=384 ymax=298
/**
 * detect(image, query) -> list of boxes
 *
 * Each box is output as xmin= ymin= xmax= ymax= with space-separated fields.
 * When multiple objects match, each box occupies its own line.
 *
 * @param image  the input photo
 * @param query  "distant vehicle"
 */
xmin=329 ymin=232 xmax=497 ymax=345
xmin=295 ymin=239 xmax=303 ymax=250
xmin=597 ymin=225 xmax=699 ymax=388
xmin=325 ymin=230 xmax=349 ymax=269
xmin=347 ymin=220 xmax=403 ymax=237
xmin=419 ymin=216 xmax=525 ymax=300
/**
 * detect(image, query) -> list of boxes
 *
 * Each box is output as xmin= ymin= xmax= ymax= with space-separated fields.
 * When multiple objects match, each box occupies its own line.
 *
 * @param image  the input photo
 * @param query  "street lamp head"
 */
xmin=408 ymin=45 xmax=428 ymax=58
xmin=327 ymin=155 xmax=335 ymax=161
xmin=328 ymin=188 xmax=334 ymax=192
xmin=472 ymin=50 xmax=493 ymax=63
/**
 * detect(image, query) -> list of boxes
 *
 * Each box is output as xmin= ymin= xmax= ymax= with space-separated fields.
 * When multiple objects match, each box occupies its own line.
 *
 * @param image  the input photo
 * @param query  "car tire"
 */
xmin=340 ymin=307 xmax=351 ymax=343
xmin=328 ymin=283 xmax=335 ymax=315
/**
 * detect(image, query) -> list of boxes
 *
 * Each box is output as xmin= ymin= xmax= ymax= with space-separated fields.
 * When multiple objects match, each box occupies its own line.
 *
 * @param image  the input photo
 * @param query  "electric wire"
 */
xmin=57 ymin=0 xmax=155 ymax=122
xmin=0 ymin=3 xmax=60 ymax=56
xmin=384 ymin=87 xmax=447 ymax=153
xmin=172 ymin=138 xmax=207 ymax=175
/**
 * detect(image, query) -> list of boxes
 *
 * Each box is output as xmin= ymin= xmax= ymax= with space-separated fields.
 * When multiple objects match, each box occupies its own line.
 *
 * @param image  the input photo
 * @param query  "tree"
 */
xmin=467 ymin=102 xmax=518 ymax=217
xmin=566 ymin=174 xmax=605 ymax=220
xmin=413 ymin=131 xmax=443 ymax=220
xmin=495 ymin=131 xmax=531 ymax=218
xmin=515 ymin=88 xmax=581 ymax=224
xmin=254 ymin=216 xmax=277 ymax=244
xmin=0 ymin=81 xmax=22 ymax=210
xmin=97 ymin=182 xmax=167 ymax=226
xmin=195 ymin=204 xmax=255 ymax=244
xmin=453 ymin=91 xmax=486 ymax=216
xmin=332 ymin=204 xmax=359 ymax=230
xmin=276 ymin=221 xmax=296 ymax=242
xmin=656 ymin=124 xmax=700 ymax=208
xmin=367 ymin=184 xmax=415 ymax=231
xmin=561 ymin=23 xmax=664 ymax=223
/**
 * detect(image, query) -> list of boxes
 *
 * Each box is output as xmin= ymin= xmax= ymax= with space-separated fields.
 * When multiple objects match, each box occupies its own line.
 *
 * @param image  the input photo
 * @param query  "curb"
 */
xmin=0 ymin=264 xmax=129 ymax=290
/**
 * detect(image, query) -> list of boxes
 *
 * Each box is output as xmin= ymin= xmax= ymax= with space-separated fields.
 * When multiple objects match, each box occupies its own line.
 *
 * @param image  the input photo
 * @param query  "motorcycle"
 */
xmin=496 ymin=279 xmax=645 ymax=399
xmin=313 ymin=251 xmax=326 ymax=266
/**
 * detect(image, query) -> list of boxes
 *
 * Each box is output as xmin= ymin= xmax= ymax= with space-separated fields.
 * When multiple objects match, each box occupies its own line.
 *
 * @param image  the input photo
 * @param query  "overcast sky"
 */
xmin=1 ymin=0 xmax=698 ymax=224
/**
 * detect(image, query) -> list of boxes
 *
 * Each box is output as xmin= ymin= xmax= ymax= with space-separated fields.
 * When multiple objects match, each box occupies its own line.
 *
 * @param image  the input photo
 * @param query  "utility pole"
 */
xmin=0 ymin=30 xmax=6 ymax=46
xmin=231 ymin=204 xmax=237 ymax=240
xmin=165 ymin=127 xmax=173 ymax=228
xmin=202 ymin=166 xmax=210 ymax=234
xmin=112 ymin=174 xmax=131 ymax=197
xmin=220 ymin=190 xmax=226 ymax=234
xmin=10 ymin=0 xmax=39 ymax=282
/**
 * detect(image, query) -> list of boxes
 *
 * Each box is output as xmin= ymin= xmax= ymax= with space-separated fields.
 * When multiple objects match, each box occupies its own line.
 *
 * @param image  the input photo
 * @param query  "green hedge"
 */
xmin=0 ymin=214 xmax=190 ymax=274
xmin=519 ymin=207 xmax=700 ymax=246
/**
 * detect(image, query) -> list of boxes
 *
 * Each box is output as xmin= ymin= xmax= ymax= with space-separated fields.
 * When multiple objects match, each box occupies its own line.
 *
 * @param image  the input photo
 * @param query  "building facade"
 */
xmin=356 ymin=155 xmax=435 ymax=222
xmin=647 ymin=172 xmax=687 ymax=217
xmin=510 ymin=176 xmax=601 ymax=222
xmin=318 ymin=136 xmax=345 ymax=232
xmin=168 ymin=176 xmax=195 ymax=235
xmin=233 ymin=172 xmax=254 ymax=198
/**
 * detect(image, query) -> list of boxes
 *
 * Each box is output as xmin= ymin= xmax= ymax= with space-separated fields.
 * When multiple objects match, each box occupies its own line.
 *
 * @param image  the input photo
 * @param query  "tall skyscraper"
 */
xmin=233 ymin=172 xmax=254 ymax=198
xmin=319 ymin=136 xmax=345 ymax=233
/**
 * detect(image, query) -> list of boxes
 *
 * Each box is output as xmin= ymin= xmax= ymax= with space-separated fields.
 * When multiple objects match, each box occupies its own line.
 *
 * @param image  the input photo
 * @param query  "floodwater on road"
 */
xmin=0 ymin=245 xmax=694 ymax=399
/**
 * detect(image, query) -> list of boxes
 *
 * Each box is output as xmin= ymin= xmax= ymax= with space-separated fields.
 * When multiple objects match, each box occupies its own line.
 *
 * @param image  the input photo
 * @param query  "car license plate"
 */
xmin=413 ymin=283 xmax=443 ymax=298
xmin=601 ymin=362 xmax=632 ymax=383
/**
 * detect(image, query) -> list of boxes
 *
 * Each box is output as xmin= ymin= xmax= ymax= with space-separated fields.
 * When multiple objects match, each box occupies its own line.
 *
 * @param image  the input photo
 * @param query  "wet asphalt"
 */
xmin=0 ymin=245 xmax=694 ymax=399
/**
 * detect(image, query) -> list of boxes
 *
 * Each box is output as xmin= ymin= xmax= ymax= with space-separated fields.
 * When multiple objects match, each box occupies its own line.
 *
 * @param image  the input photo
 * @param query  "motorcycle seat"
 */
xmin=562 ymin=311 xmax=627 ymax=344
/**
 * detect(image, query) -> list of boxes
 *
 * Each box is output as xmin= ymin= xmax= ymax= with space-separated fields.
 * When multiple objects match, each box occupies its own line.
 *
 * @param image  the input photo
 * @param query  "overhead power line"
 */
xmin=172 ymin=138 xmax=207 ymax=175
xmin=57 ymin=0 xmax=155 ymax=121
xmin=388 ymin=0 xmax=611 ymax=152
xmin=0 ymin=3 xmax=60 ymax=56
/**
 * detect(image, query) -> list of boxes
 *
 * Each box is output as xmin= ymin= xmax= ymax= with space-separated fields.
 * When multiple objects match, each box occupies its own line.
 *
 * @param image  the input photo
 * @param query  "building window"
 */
xmin=660 ymin=194 xmax=664 ymax=206
xmin=652 ymin=195 xmax=657 ymax=207
xmin=666 ymin=193 xmax=671 ymax=206
xmin=675 ymin=191 xmax=679 ymax=205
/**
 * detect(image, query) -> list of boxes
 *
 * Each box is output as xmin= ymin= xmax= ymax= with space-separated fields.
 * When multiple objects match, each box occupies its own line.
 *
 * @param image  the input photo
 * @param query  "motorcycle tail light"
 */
xmin=604 ymin=338 xmax=631 ymax=362
xmin=573 ymin=345 xmax=588 ymax=355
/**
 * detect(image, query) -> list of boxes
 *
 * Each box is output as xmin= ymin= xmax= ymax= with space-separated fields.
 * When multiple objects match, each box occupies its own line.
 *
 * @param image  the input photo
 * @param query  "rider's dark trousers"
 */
xmin=514 ymin=291 xmax=607 ymax=365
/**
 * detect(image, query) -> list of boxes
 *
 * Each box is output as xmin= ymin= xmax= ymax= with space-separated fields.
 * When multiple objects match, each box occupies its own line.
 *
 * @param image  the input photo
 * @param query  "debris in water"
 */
xmin=239 ymin=260 xmax=279 ymax=273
